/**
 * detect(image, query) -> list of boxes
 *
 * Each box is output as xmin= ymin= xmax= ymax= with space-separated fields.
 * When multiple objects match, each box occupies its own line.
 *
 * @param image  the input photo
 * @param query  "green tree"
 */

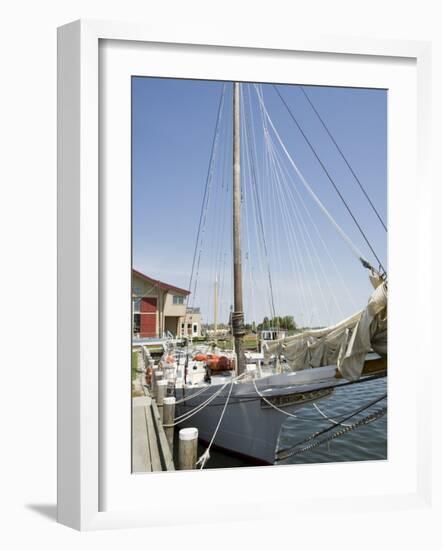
xmin=257 ymin=315 xmax=296 ymax=331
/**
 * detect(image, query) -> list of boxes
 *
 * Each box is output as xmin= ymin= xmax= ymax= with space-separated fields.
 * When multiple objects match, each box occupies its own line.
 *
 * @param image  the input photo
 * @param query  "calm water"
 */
xmin=200 ymin=376 xmax=387 ymax=468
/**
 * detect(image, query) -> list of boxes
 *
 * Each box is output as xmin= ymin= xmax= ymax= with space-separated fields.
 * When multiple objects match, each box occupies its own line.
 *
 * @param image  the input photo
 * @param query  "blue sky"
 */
xmin=132 ymin=77 xmax=387 ymax=327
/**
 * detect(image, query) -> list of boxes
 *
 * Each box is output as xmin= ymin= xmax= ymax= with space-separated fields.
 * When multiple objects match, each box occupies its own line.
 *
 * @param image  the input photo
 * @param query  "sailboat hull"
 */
xmin=175 ymin=373 xmax=333 ymax=465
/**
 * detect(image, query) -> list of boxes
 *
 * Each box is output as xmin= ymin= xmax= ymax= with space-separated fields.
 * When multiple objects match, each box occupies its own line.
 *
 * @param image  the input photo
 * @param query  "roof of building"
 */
xmin=132 ymin=269 xmax=190 ymax=296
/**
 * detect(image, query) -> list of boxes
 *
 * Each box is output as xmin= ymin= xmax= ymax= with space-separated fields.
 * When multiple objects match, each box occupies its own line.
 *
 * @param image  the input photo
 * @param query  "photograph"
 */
xmin=131 ymin=77 xmax=388 ymax=472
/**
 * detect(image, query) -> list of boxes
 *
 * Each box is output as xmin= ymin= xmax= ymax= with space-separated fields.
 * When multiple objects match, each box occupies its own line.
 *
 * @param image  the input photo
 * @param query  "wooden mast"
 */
xmin=232 ymin=82 xmax=245 ymax=374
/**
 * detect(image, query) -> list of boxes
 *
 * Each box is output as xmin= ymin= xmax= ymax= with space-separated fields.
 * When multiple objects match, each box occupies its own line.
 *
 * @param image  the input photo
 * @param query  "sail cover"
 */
xmin=263 ymin=273 xmax=387 ymax=381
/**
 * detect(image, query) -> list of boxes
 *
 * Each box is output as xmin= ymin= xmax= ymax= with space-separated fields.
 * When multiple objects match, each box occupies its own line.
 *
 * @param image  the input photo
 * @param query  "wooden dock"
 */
xmin=132 ymin=349 xmax=198 ymax=472
xmin=132 ymin=394 xmax=175 ymax=473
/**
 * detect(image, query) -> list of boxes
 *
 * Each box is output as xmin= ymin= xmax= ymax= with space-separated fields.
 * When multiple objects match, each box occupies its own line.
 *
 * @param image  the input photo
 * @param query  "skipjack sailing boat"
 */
xmin=156 ymin=82 xmax=387 ymax=466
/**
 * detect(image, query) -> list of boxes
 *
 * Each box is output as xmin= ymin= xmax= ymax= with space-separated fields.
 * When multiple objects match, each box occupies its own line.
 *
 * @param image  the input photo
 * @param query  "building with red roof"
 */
xmin=132 ymin=269 xmax=201 ymax=338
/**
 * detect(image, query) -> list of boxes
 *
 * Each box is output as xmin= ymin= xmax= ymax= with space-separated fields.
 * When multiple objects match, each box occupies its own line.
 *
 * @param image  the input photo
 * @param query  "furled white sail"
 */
xmin=263 ymin=272 xmax=387 ymax=381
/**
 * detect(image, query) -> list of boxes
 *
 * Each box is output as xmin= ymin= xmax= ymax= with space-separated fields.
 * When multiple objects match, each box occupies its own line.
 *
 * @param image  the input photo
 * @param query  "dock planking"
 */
xmin=151 ymin=400 xmax=176 ymax=471
xmin=132 ymin=397 xmax=152 ymax=472
xmin=132 ymin=394 xmax=175 ymax=473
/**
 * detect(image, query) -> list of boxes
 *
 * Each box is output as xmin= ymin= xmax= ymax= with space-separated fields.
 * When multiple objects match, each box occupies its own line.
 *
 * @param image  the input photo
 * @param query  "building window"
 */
xmin=193 ymin=323 xmax=198 ymax=334
xmin=173 ymin=295 xmax=185 ymax=305
xmin=133 ymin=298 xmax=141 ymax=313
xmin=133 ymin=314 xmax=141 ymax=333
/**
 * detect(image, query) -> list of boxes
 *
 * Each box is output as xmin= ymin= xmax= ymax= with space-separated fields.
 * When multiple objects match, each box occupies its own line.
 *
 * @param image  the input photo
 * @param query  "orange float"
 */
xmin=193 ymin=353 xmax=234 ymax=372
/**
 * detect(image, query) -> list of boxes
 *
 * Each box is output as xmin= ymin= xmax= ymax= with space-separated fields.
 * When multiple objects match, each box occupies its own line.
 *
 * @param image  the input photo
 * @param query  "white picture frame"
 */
xmin=57 ymin=19 xmax=433 ymax=531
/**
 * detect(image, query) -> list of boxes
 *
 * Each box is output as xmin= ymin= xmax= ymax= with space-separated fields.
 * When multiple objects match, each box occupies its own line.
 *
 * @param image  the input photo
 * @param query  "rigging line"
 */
xmin=277 ymin=152 xmax=356 ymax=320
xmin=210 ymin=116 xmax=230 ymax=316
xmin=268 ymin=127 xmax=329 ymax=322
xmin=261 ymin=108 xmax=280 ymax=319
xmin=247 ymin=149 xmax=274 ymax=323
xmin=299 ymin=85 xmax=387 ymax=232
xmin=243 ymin=85 xmax=277 ymax=319
xmin=257 ymin=85 xmax=332 ymax=323
xmin=312 ymin=402 xmax=351 ymax=427
xmin=262 ymin=129 xmax=315 ymax=325
xmin=252 ymin=378 xmax=376 ymax=425
xmin=241 ymin=106 xmax=258 ymax=324
xmin=176 ymin=374 xmax=386 ymax=408
xmin=254 ymin=85 xmax=367 ymax=267
xmin=277 ymin=406 xmax=387 ymax=459
xmin=276 ymin=392 xmax=387 ymax=459
xmin=267 ymin=125 xmax=353 ymax=318
xmin=272 ymin=84 xmax=386 ymax=273
xmin=264 ymin=142 xmax=312 ymax=324
xmin=215 ymin=131 xmax=230 ymax=273
xmin=186 ymin=83 xmax=227 ymax=313
xmin=197 ymin=375 xmax=235 ymax=468
xmin=190 ymin=96 xmax=226 ymax=321
xmin=199 ymin=94 xmax=229 ymax=335
xmin=263 ymin=116 xmax=285 ymax=322
xmin=268 ymin=84 xmax=386 ymax=275
xmin=166 ymin=372 xmax=247 ymax=427
xmin=264 ymin=122 xmax=335 ymax=324
xmin=255 ymin=83 xmax=300 ymax=322
xmin=164 ymin=379 xmax=232 ymax=427
xmin=273 ymin=84 xmax=385 ymax=273
xmin=252 ymin=378 xmax=364 ymax=423
xmin=172 ymin=382 xmax=213 ymax=404
xmin=215 ymin=178 xmax=230 ymax=324
xmin=244 ymin=86 xmax=275 ymax=321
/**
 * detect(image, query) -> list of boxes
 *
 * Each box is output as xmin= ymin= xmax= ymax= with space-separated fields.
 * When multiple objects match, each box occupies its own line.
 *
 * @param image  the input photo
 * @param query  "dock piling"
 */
xmin=163 ymin=396 xmax=176 ymax=452
xmin=178 ymin=427 xmax=198 ymax=470
xmin=156 ymin=379 xmax=168 ymax=422
xmin=149 ymin=364 xmax=158 ymax=390
xmin=152 ymin=369 xmax=163 ymax=400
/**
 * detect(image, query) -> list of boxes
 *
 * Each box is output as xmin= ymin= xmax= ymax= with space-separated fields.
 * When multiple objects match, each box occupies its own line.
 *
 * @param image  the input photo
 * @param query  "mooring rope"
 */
xmin=252 ymin=378 xmax=300 ymax=418
xmin=163 ymin=380 xmax=231 ymax=427
xmin=196 ymin=376 xmax=235 ymax=469
xmin=313 ymin=402 xmax=351 ymax=427
xmin=172 ymin=382 xmax=213 ymax=405
xmin=252 ymin=377 xmax=372 ymax=425
xmin=163 ymin=373 xmax=245 ymax=428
